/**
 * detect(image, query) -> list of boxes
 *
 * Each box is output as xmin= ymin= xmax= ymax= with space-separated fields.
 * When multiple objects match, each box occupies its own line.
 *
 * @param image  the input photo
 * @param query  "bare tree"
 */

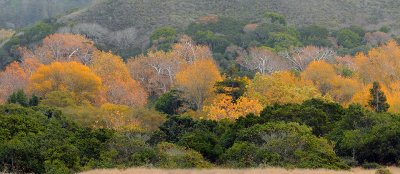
xmin=280 ymin=46 xmax=336 ymax=71
xmin=127 ymin=51 xmax=185 ymax=96
xmin=172 ymin=35 xmax=212 ymax=64
xmin=238 ymin=47 xmax=290 ymax=74
xmin=364 ymin=31 xmax=391 ymax=47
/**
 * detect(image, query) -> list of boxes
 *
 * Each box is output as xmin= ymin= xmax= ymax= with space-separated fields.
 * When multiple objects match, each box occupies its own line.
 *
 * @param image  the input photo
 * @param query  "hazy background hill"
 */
xmin=56 ymin=0 xmax=400 ymax=55
xmin=0 ymin=0 xmax=93 ymax=28
xmin=2 ymin=0 xmax=400 ymax=60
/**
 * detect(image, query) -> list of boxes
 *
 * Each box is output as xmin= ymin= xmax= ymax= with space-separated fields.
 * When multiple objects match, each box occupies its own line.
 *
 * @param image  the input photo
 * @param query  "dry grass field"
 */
xmin=80 ymin=167 xmax=400 ymax=174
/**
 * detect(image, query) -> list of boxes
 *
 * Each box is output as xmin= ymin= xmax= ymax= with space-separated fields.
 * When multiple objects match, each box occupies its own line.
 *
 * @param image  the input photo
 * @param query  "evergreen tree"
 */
xmin=7 ymin=90 xmax=29 ymax=107
xmin=154 ymin=90 xmax=185 ymax=115
xmin=29 ymin=95 xmax=39 ymax=106
xmin=368 ymin=82 xmax=390 ymax=112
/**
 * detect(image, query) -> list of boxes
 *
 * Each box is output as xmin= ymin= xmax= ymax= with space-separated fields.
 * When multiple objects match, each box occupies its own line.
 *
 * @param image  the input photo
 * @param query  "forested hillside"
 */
xmin=57 ymin=0 xmax=400 ymax=55
xmin=0 ymin=0 xmax=93 ymax=28
xmin=1 ymin=1 xmax=400 ymax=174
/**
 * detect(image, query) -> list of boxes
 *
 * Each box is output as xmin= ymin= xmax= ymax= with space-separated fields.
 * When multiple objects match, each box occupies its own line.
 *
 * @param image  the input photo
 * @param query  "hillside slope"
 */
xmin=58 ymin=0 xmax=400 ymax=55
xmin=0 ymin=0 xmax=93 ymax=28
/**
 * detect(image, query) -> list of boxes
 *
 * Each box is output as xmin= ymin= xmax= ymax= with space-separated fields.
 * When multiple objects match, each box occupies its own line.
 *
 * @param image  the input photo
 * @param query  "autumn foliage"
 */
xmin=0 ymin=62 xmax=29 ymax=103
xmin=5 ymin=32 xmax=400 ymax=121
xmin=29 ymin=61 xmax=102 ymax=104
xmin=203 ymin=94 xmax=263 ymax=120
xmin=176 ymin=58 xmax=222 ymax=109
xmin=246 ymin=72 xmax=323 ymax=105
xmin=20 ymin=33 xmax=96 ymax=65
xmin=91 ymin=51 xmax=147 ymax=107
xmin=4 ymin=25 xmax=400 ymax=174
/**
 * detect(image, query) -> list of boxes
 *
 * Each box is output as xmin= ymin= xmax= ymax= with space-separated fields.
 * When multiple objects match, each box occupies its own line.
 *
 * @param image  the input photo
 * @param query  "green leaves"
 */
xmin=223 ymin=122 xmax=348 ymax=169
xmin=336 ymin=29 xmax=362 ymax=49
xmin=369 ymin=82 xmax=390 ymax=113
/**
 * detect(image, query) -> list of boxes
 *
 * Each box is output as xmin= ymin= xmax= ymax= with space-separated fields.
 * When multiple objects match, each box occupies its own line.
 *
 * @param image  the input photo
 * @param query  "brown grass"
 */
xmin=80 ymin=167 xmax=400 ymax=174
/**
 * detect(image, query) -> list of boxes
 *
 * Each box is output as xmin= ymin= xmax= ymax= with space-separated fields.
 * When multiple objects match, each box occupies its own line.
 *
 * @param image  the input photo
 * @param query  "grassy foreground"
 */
xmin=80 ymin=167 xmax=400 ymax=174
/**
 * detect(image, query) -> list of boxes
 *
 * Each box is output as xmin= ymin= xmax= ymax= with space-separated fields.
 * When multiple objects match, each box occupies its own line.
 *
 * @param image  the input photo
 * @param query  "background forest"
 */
xmin=1 ymin=0 xmax=400 ymax=174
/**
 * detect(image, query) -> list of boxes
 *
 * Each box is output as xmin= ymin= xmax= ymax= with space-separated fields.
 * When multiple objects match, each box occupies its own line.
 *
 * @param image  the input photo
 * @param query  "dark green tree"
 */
xmin=154 ymin=90 xmax=185 ymax=115
xmin=150 ymin=27 xmax=177 ymax=51
xmin=214 ymin=77 xmax=247 ymax=102
xmin=265 ymin=12 xmax=287 ymax=26
xmin=379 ymin=26 xmax=391 ymax=33
xmin=336 ymin=29 xmax=362 ymax=48
xmin=299 ymin=25 xmax=331 ymax=47
xmin=368 ymin=82 xmax=390 ymax=113
xmin=178 ymin=129 xmax=223 ymax=162
xmin=193 ymin=30 xmax=229 ymax=53
xmin=29 ymin=95 xmax=39 ymax=106
xmin=7 ymin=90 xmax=29 ymax=107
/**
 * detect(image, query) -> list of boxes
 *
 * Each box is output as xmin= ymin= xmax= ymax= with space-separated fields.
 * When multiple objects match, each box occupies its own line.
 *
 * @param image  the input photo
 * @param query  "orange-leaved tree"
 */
xmin=29 ymin=61 xmax=102 ymax=105
xmin=0 ymin=62 xmax=29 ymax=103
xmin=353 ymin=40 xmax=400 ymax=86
xmin=302 ymin=61 xmax=362 ymax=105
xmin=302 ymin=61 xmax=337 ymax=95
xmin=91 ymin=51 xmax=148 ymax=107
xmin=21 ymin=33 xmax=96 ymax=65
xmin=176 ymin=58 xmax=222 ymax=110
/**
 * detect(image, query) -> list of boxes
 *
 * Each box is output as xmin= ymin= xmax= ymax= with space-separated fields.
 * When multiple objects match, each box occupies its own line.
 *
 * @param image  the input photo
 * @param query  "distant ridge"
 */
xmin=56 ymin=0 xmax=400 ymax=54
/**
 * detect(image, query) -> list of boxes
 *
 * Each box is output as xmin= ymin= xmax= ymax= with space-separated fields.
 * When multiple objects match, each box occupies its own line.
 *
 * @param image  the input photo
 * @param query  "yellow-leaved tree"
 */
xmin=353 ymin=40 xmax=400 ymax=86
xmin=301 ymin=61 xmax=361 ymax=105
xmin=246 ymin=72 xmax=325 ymax=105
xmin=29 ymin=61 xmax=102 ymax=104
xmin=302 ymin=61 xmax=337 ymax=95
xmin=203 ymin=94 xmax=263 ymax=121
xmin=91 ymin=51 xmax=148 ymax=106
xmin=176 ymin=58 xmax=222 ymax=110
xmin=351 ymin=82 xmax=400 ymax=113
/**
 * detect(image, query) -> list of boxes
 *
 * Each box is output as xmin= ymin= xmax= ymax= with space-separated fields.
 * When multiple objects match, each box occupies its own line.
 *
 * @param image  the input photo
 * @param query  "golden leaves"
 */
xmin=176 ymin=59 xmax=222 ymax=109
xmin=29 ymin=61 xmax=102 ymax=104
xmin=203 ymin=94 xmax=263 ymax=121
xmin=92 ymin=51 xmax=148 ymax=107
xmin=246 ymin=72 xmax=323 ymax=106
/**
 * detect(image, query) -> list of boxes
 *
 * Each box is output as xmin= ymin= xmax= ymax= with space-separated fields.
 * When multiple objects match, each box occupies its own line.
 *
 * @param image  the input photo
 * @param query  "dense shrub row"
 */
xmin=2 ymin=98 xmax=400 ymax=173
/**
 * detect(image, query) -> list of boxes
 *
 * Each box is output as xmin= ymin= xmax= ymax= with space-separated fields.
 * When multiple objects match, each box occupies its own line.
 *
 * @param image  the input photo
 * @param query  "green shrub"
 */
xmin=220 ymin=142 xmax=260 ymax=168
xmin=178 ymin=129 xmax=223 ymax=162
xmin=156 ymin=142 xmax=212 ymax=168
xmin=375 ymin=168 xmax=392 ymax=174
xmin=341 ymin=157 xmax=359 ymax=167
xmin=44 ymin=160 xmax=72 ymax=174
xmin=0 ymin=104 xmax=114 ymax=173
xmin=379 ymin=26 xmax=391 ymax=33
xmin=260 ymin=99 xmax=345 ymax=136
xmin=362 ymin=162 xmax=382 ymax=169
xmin=105 ymin=134 xmax=157 ymax=167
xmin=235 ymin=122 xmax=349 ymax=169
